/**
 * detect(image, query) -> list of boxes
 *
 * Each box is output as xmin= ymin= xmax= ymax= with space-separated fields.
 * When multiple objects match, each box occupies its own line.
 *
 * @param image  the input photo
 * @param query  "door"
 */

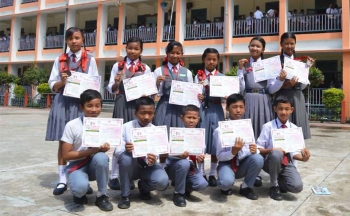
xmin=191 ymin=9 xmax=207 ymax=23
xmin=221 ymin=6 xmax=239 ymax=20
xmin=315 ymin=0 xmax=336 ymax=14
xmin=265 ymin=1 xmax=279 ymax=12
xmin=85 ymin=20 xmax=97 ymax=33
xmin=59 ymin=23 xmax=64 ymax=35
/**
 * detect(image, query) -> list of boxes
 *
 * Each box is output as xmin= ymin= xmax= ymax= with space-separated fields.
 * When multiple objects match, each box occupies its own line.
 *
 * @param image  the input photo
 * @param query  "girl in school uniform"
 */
xmin=46 ymin=27 xmax=99 ymax=195
xmin=275 ymin=32 xmax=314 ymax=139
xmin=107 ymin=37 xmax=152 ymax=190
xmin=194 ymin=48 xmax=224 ymax=186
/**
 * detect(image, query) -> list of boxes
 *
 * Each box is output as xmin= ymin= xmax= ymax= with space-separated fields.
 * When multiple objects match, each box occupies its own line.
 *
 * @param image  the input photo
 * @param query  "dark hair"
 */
xmin=249 ymin=36 xmax=266 ymax=59
xmin=135 ymin=96 xmax=155 ymax=111
xmin=125 ymin=37 xmax=143 ymax=62
xmin=273 ymin=95 xmax=294 ymax=107
xmin=162 ymin=41 xmax=184 ymax=65
xmin=280 ymin=32 xmax=297 ymax=63
xmin=181 ymin=105 xmax=200 ymax=116
xmin=64 ymin=27 xmax=86 ymax=53
xmin=80 ymin=89 xmax=102 ymax=107
xmin=256 ymin=6 xmax=260 ymax=10
xmin=202 ymin=48 xmax=220 ymax=70
xmin=226 ymin=94 xmax=245 ymax=107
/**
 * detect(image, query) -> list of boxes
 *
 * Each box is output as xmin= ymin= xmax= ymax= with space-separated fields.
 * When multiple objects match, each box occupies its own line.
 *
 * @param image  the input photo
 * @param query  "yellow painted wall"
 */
xmin=46 ymin=13 xmax=65 ymax=34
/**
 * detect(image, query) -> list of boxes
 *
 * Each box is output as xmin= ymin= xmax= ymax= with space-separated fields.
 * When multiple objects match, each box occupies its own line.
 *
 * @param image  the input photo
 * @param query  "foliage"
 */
xmin=225 ymin=66 xmax=238 ymax=76
xmin=0 ymin=71 xmax=20 ymax=89
xmin=322 ymin=88 xmax=344 ymax=110
xmin=14 ymin=85 xmax=26 ymax=98
xmin=22 ymin=64 xmax=49 ymax=87
xmin=308 ymin=67 xmax=324 ymax=88
xmin=37 ymin=83 xmax=51 ymax=95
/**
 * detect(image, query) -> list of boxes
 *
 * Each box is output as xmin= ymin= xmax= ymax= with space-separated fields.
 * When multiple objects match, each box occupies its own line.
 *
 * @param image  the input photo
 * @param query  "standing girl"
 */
xmin=276 ymin=32 xmax=314 ymax=139
xmin=194 ymin=48 xmax=224 ymax=186
xmin=46 ymin=27 xmax=99 ymax=195
xmin=107 ymin=37 xmax=152 ymax=190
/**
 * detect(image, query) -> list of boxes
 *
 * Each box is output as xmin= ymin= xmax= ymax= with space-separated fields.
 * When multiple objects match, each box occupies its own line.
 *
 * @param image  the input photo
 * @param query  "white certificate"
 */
xmin=63 ymin=71 xmax=101 ymax=98
xmin=218 ymin=119 xmax=255 ymax=147
xmin=123 ymin=73 xmax=157 ymax=102
xmin=82 ymin=117 xmax=123 ymax=147
xmin=131 ymin=126 xmax=169 ymax=158
xmin=252 ymin=55 xmax=282 ymax=82
xmin=271 ymin=127 xmax=305 ymax=153
xmin=209 ymin=76 xmax=239 ymax=97
xmin=283 ymin=57 xmax=310 ymax=84
xmin=169 ymin=128 xmax=205 ymax=155
xmin=169 ymin=80 xmax=203 ymax=108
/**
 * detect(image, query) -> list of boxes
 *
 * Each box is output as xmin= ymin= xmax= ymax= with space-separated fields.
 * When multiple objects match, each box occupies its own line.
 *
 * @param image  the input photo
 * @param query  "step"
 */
xmin=102 ymin=102 xmax=114 ymax=113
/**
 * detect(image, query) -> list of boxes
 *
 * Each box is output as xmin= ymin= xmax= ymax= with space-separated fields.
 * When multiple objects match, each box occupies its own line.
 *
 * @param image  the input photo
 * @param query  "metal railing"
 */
xmin=0 ymin=40 xmax=10 ymax=52
xmin=233 ymin=18 xmax=279 ymax=37
xmin=106 ymin=31 xmax=118 ymax=45
xmin=18 ymin=38 xmax=35 ymax=50
xmin=124 ymin=27 xmax=157 ymax=43
xmin=288 ymin=14 xmax=341 ymax=33
xmin=307 ymin=88 xmax=325 ymax=107
xmin=83 ymin=33 xmax=96 ymax=46
xmin=45 ymin=35 xmax=64 ymax=49
xmin=22 ymin=0 xmax=38 ymax=3
xmin=0 ymin=0 xmax=13 ymax=7
xmin=163 ymin=25 xmax=175 ymax=41
xmin=103 ymin=90 xmax=115 ymax=101
xmin=185 ymin=22 xmax=224 ymax=40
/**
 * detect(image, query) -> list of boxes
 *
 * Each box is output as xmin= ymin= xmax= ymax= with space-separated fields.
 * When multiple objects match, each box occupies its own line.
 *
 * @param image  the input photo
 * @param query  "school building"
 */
xmin=0 ymin=0 xmax=349 ymax=122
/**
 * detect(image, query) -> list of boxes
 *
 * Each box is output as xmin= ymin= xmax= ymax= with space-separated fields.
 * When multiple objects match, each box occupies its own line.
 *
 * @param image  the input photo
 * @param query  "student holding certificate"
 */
xmin=194 ymin=48 xmax=225 ymax=187
xmin=257 ymin=96 xmax=311 ymax=201
xmin=107 ymin=37 xmax=152 ymax=191
xmin=46 ymin=27 xmax=99 ymax=196
xmin=276 ymin=32 xmax=314 ymax=139
xmin=115 ymin=97 xmax=169 ymax=209
xmin=215 ymin=94 xmax=264 ymax=199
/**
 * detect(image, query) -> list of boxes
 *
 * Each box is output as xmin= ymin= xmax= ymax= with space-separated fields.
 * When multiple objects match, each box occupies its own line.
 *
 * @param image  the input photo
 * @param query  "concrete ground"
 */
xmin=0 ymin=107 xmax=349 ymax=216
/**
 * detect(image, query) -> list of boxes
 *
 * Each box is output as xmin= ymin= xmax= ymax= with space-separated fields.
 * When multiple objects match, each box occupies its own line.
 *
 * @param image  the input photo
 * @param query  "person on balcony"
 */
xmin=299 ymin=9 xmax=308 ymax=31
xmin=245 ymin=12 xmax=254 ymax=34
xmin=254 ymin=6 xmax=263 ymax=34
xmin=326 ymin=3 xmax=334 ymax=29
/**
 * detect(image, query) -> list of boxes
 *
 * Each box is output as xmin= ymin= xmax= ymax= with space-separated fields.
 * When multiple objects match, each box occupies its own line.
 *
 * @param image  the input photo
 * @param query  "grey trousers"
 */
xmin=263 ymin=150 xmax=303 ymax=193
xmin=118 ymin=152 xmax=169 ymax=197
xmin=66 ymin=152 xmax=109 ymax=198
xmin=165 ymin=158 xmax=208 ymax=194
xmin=217 ymin=153 xmax=264 ymax=191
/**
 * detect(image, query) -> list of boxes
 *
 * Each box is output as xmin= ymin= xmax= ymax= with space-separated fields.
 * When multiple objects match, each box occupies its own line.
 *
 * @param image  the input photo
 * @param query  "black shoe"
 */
xmin=173 ymin=193 xmax=186 ymax=207
xmin=95 ymin=195 xmax=113 ymax=211
xmin=185 ymin=190 xmax=193 ymax=198
xmin=73 ymin=195 xmax=88 ymax=205
xmin=108 ymin=178 xmax=120 ymax=190
xmin=87 ymin=186 xmax=93 ymax=195
xmin=239 ymin=186 xmax=258 ymax=200
xmin=203 ymin=175 xmax=208 ymax=182
xmin=208 ymin=176 xmax=217 ymax=187
xmin=254 ymin=176 xmax=262 ymax=187
xmin=269 ymin=186 xmax=283 ymax=201
xmin=138 ymin=180 xmax=151 ymax=200
xmin=118 ymin=196 xmax=130 ymax=209
xmin=130 ymin=181 xmax=136 ymax=190
xmin=280 ymin=188 xmax=288 ymax=193
xmin=220 ymin=189 xmax=232 ymax=195
xmin=53 ymin=183 xmax=67 ymax=195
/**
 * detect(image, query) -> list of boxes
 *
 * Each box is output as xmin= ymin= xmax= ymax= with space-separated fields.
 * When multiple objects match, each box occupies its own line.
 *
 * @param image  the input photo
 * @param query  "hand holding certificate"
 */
xmin=283 ymin=57 xmax=310 ymax=84
xmin=169 ymin=80 xmax=203 ymax=108
xmin=123 ymin=73 xmax=157 ymax=102
xmin=218 ymin=119 xmax=255 ymax=147
xmin=209 ymin=76 xmax=239 ymax=97
xmin=63 ymin=71 xmax=101 ymax=98
xmin=131 ymin=126 xmax=169 ymax=157
xmin=252 ymin=55 xmax=282 ymax=82
xmin=271 ymin=127 xmax=305 ymax=153
xmin=169 ymin=128 xmax=205 ymax=155
xmin=82 ymin=118 xmax=123 ymax=147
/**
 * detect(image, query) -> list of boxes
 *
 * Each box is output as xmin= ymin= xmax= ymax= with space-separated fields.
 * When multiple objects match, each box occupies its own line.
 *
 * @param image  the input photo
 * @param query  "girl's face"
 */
xmin=66 ymin=31 xmax=84 ymax=53
xmin=167 ymin=45 xmax=183 ymax=65
xmin=203 ymin=53 xmax=219 ymax=72
xmin=281 ymin=38 xmax=296 ymax=56
xmin=126 ymin=42 xmax=142 ymax=61
xmin=248 ymin=40 xmax=264 ymax=59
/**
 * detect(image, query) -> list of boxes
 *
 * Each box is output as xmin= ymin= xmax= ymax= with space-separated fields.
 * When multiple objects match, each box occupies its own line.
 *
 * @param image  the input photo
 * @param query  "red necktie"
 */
xmin=129 ymin=62 xmax=135 ymax=74
xmin=71 ymin=54 xmax=76 ymax=63
xmin=231 ymin=155 xmax=238 ymax=172
xmin=172 ymin=66 xmax=178 ymax=74
xmin=189 ymin=155 xmax=197 ymax=175
xmin=208 ymin=72 xmax=213 ymax=81
xmin=281 ymin=124 xmax=289 ymax=166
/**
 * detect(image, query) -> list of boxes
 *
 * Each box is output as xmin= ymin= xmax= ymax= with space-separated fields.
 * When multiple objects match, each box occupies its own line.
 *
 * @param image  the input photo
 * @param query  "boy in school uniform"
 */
xmin=257 ymin=96 xmax=311 ymax=201
xmin=115 ymin=97 xmax=169 ymax=209
xmin=61 ymin=89 xmax=113 ymax=211
xmin=215 ymin=94 xmax=264 ymax=200
xmin=165 ymin=105 xmax=208 ymax=207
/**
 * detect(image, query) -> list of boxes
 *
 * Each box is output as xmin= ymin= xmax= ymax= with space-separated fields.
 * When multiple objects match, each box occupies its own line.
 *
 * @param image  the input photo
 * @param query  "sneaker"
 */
xmin=208 ymin=176 xmax=217 ymax=187
xmin=239 ymin=186 xmax=258 ymax=200
xmin=73 ymin=195 xmax=88 ymax=205
xmin=53 ymin=183 xmax=67 ymax=195
xmin=108 ymin=178 xmax=120 ymax=190
xmin=220 ymin=189 xmax=232 ymax=195
xmin=138 ymin=180 xmax=151 ymax=200
xmin=173 ymin=193 xmax=186 ymax=207
xmin=87 ymin=186 xmax=93 ymax=195
xmin=95 ymin=195 xmax=113 ymax=211
xmin=269 ymin=186 xmax=283 ymax=201
xmin=254 ymin=176 xmax=262 ymax=187
xmin=118 ymin=196 xmax=130 ymax=209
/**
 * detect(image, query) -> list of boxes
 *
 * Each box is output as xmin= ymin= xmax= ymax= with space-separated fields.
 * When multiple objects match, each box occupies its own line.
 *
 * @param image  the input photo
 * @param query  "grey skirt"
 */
xmin=112 ymin=93 xmax=136 ymax=123
xmin=153 ymin=96 xmax=184 ymax=132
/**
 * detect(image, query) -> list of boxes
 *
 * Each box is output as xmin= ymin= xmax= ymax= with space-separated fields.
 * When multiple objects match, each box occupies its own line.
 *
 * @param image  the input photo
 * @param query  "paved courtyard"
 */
xmin=0 ymin=107 xmax=349 ymax=216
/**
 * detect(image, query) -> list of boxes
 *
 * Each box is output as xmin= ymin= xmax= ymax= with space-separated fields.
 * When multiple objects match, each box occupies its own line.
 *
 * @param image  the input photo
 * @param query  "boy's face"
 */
xmin=226 ymin=101 xmax=245 ymax=120
xmin=273 ymin=102 xmax=294 ymax=123
xmin=80 ymin=99 xmax=102 ymax=117
xmin=181 ymin=111 xmax=200 ymax=128
xmin=135 ymin=105 xmax=155 ymax=127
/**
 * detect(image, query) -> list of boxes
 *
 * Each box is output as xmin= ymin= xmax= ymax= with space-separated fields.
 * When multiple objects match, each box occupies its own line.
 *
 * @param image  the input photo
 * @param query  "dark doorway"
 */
xmin=191 ymin=9 xmax=207 ymax=23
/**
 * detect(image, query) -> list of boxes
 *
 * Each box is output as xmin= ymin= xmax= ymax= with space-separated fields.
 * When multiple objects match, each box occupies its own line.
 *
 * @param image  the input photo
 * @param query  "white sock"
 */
xmin=241 ymin=182 xmax=248 ymax=189
xmin=209 ymin=162 xmax=217 ymax=176
xmin=57 ymin=165 xmax=66 ymax=188
xmin=160 ymin=163 xmax=166 ymax=169
xmin=197 ymin=162 xmax=205 ymax=176
xmin=270 ymin=182 xmax=278 ymax=187
xmin=110 ymin=156 xmax=119 ymax=179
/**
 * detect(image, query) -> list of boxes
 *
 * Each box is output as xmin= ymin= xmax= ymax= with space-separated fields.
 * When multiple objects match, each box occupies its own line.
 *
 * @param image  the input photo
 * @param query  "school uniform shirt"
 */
xmin=107 ymin=58 xmax=152 ymax=94
xmin=194 ymin=68 xmax=219 ymax=84
xmin=267 ymin=9 xmax=275 ymax=18
xmin=256 ymin=118 xmax=300 ymax=167
xmin=326 ymin=7 xmax=333 ymax=14
xmin=254 ymin=10 xmax=264 ymax=19
xmin=246 ymin=16 xmax=253 ymax=26
xmin=48 ymin=50 xmax=98 ymax=91
xmin=282 ymin=52 xmax=309 ymax=89
xmin=153 ymin=62 xmax=193 ymax=97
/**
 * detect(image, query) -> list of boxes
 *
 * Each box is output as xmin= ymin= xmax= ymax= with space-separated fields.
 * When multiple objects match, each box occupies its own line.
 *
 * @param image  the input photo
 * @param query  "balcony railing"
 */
xmin=45 ymin=35 xmax=64 ymax=49
xmin=163 ymin=25 xmax=175 ymax=41
xmin=124 ymin=27 xmax=157 ymax=43
xmin=84 ymin=33 xmax=96 ymax=46
xmin=233 ymin=18 xmax=279 ymax=37
xmin=106 ymin=30 xmax=117 ymax=45
xmin=0 ymin=40 xmax=10 ymax=52
xmin=185 ymin=22 xmax=224 ymax=40
xmin=288 ymin=14 xmax=341 ymax=33
xmin=103 ymin=90 xmax=115 ymax=101
xmin=22 ymin=0 xmax=38 ymax=3
xmin=19 ymin=38 xmax=35 ymax=51
xmin=0 ymin=0 xmax=13 ymax=7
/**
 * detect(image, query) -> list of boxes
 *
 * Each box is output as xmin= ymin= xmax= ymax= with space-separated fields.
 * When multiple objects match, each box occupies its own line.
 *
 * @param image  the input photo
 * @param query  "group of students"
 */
xmin=45 ymin=27 xmax=312 ymax=211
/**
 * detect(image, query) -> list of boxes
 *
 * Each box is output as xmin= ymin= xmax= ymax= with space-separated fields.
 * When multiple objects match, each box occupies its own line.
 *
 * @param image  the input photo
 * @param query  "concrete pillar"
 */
xmin=341 ymin=0 xmax=350 ymax=123
xmin=117 ymin=3 xmax=126 ymax=47
xmin=66 ymin=8 xmax=76 ymax=29
xmin=35 ymin=13 xmax=47 ymax=60
xmin=95 ymin=4 xmax=108 ymax=58
xmin=9 ymin=17 xmax=21 ymax=62
xmin=156 ymin=0 xmax=165 ymax=44
xmin=175 ymin=0 xmax=186 ymax=42
xmin=279 ymin=0 xmax=288 ymax=36
xmin=97 ymin=60 xmax=106 ymax=95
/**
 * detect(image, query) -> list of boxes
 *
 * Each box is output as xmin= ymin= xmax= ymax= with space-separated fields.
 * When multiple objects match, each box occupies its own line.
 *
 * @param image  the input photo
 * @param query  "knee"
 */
xmin=269 ymin=150 xmax=283 ymax=162
xmin=251 ymin=153 xmax=264 ymax=168
xmin=155 ymin=171 xmax=169 ymax=191
xmin=93 ymin=153 xmax=109 ymax=169
xmin=289 ymin=180 xmax=303 ymax=193
xmin=119 ymin=152 xmax=133 ymax=167
xmin=176 ymin=159 xmax=190 ymax=172
xmin=193 ymin=177 xmax=208 ymax=191
xmin=69 ymin=176 xmax=89 ymax=198
xmin=217 ymin=173 xmax=234 ymax=190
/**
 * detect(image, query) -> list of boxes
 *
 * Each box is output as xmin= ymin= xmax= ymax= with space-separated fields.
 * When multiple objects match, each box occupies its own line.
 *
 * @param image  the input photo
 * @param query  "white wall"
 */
xmin=46 ymin=13 xmax=65 ymax=35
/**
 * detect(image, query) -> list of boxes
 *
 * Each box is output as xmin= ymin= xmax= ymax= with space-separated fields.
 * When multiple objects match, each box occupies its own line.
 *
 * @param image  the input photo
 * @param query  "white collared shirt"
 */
xmin=326 ymin=7 xmax=333 ymax=14
xmin=254 ymin=10 xmax=264 ymax=19
xmin=194 ymin=68 xmax=218 ymax=84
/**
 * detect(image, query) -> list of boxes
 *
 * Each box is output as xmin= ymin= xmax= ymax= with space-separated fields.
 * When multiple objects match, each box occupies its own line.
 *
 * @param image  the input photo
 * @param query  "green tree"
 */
xmin=0 ymin=71 xmax=20 ymax=91
xmin=22 ymin=64 xmax=48 ymax=87
xmin=322 ymin=88 xmax=344 ymax=121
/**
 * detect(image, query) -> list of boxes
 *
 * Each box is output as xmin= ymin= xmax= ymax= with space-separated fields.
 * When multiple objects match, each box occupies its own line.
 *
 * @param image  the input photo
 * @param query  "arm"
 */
xmin=238 ymin=69 xmax=246 ymax=93
xmin=62 ymin=142 xmax=99 ymax=161
xmin=114 ymin=124 xmax=127 ymax=158
xmin=215 ymin=130 xmax=244 ymax=161
xmin=107 ymin=63 xmax=120 ymax=94
xmin=144 ymin=65 xmax=152 ymax=74
xmin=292 ymin=148 xmax=310 ymax=162
xmin=268 ymin=78 xmax=284 ymax=94
xmin=88 ymin=57 xmax=99 ymax=76
xmin=49 ymin=58 xmax=65 ymax=92
xmin=187 ymin=69 xmax=194 ymax=83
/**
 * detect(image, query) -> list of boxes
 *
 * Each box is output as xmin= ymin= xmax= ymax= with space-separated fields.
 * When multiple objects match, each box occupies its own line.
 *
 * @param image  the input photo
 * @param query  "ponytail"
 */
xmin=64 ymin=43 xmax=67 ymax=54
xmin=162 ymin=57 xmax=168 ymax=66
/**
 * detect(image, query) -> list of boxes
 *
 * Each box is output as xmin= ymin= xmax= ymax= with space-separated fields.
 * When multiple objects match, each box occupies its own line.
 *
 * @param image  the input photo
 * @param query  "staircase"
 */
xmin=102 ymin=101 xmax=114 ymax=113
